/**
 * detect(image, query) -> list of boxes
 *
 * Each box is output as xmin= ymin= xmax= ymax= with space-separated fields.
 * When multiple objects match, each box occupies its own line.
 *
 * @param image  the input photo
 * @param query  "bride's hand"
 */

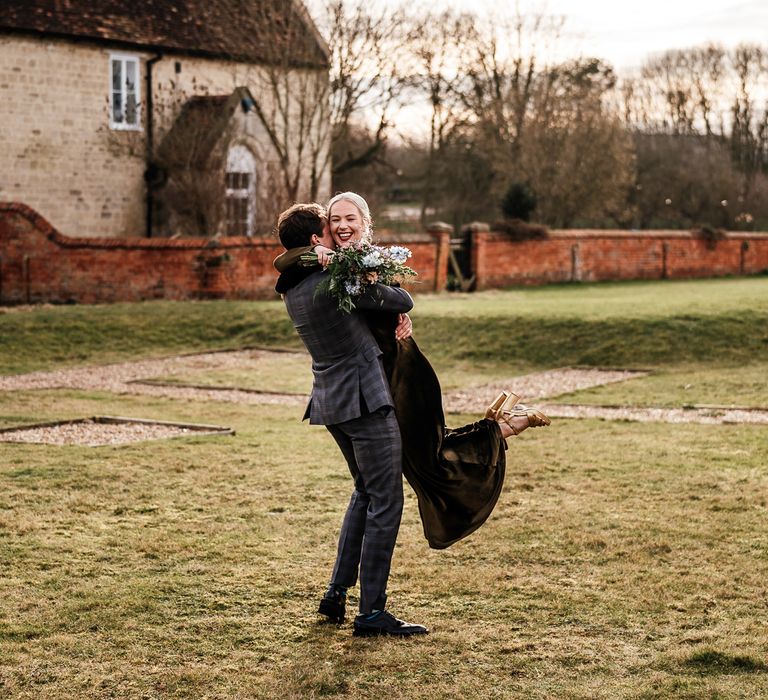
xmin=395 ymin=313 xmax=412 ymax=341
xmin=313 ymin=244 xmax=334 ymax=268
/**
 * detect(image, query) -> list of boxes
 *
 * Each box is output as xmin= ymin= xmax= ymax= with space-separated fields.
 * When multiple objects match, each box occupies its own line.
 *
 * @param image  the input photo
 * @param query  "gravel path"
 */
xmin=442 ymin=368 xmax=646 ymax=414
xmin=0 ymin=420 xmax=208 ymax=447
xmin=2 ymin=352 xmax=768 ymax=441
xmin=0 ymin=350 xmax=310 ymax=407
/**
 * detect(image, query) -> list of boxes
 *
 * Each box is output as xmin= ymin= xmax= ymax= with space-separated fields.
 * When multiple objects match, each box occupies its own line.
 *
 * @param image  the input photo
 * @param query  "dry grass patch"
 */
xmin=553 ymin=363 xmax=768 ymax=409
xmin=1 ymin=387 xmax=768 ymax=698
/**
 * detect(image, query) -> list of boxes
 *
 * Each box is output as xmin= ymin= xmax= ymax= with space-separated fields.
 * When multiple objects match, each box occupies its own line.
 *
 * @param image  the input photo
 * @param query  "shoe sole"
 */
xmin=353 ymin=627 xmax=428 ymax=637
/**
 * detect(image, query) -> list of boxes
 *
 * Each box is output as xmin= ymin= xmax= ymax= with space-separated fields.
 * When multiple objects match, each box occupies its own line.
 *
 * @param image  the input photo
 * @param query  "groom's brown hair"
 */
xmin=277 ymin=203 xmax=326 ymax=249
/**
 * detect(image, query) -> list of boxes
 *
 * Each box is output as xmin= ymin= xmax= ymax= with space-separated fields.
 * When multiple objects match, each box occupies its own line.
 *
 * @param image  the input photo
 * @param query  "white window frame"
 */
xmin=109 ymin=53 xmax=142 ymax=131
xmin=225 ymin=145 xmax=257 ymax=237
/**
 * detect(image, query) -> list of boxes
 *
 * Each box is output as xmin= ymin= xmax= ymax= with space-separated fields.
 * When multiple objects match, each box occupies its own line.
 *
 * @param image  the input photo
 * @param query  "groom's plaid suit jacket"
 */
xmin=284 ymin=270 xmax=413 ymax=425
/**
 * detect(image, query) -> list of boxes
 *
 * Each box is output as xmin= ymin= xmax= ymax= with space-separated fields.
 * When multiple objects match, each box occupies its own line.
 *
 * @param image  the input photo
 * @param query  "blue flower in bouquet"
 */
xmin=387 ymin=246 xmax=412 ymax=264
xmin=344 ymin=279 xmax=363 ymax=296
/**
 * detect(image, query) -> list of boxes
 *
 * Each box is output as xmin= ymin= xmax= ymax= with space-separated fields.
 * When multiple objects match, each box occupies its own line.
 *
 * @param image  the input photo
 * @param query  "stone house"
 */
xmin=0 ymin=0 xmax=331 ymax=238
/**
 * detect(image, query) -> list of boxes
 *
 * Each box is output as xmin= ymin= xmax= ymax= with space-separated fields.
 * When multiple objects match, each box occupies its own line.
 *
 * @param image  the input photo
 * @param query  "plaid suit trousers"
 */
xmin=326 ymin=406 xmax=403 ymax=614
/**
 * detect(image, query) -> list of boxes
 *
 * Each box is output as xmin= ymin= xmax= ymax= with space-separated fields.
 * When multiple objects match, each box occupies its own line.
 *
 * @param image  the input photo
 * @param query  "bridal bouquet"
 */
xmin=300 ymin=242 xmax=416 ymax=313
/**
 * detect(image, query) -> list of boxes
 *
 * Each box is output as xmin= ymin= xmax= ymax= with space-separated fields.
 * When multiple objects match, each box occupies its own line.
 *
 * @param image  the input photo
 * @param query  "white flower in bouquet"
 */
xmin=361 ymin=250 xmax=384 ymax=267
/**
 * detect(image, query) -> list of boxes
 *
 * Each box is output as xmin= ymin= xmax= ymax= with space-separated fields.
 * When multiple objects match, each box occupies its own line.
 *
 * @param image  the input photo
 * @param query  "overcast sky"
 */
xmin=530 ymin=0 xmax=768 ymax=70
xmin=306 ymin=0 xmax=766 ymax=137
xmin=308 ymin=0 xmax=767 ymax=71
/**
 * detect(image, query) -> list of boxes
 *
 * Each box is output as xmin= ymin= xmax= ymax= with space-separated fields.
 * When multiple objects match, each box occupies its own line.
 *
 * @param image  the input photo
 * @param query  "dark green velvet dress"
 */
xmin=365 ymin=312 xmax=506 ymax=549
xmin=275 ymin=250 xmax=507 ymax=549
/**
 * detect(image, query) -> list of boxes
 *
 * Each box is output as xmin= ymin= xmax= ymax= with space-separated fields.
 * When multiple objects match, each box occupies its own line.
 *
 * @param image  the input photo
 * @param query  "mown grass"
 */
xmin=150 ymin=353 xmax=314 ymax=395
xmin=2 ymin=277 xmax=768 ymax=376
xmin=1 ymin=393 xmax=767 ymax=699
xmin=553 ymin=364 xmax=768 ymax=408
xmin=0 ymin=301 xmax=299 ymax=375
xmin=2 ymin=277 xmax=768 ymax=699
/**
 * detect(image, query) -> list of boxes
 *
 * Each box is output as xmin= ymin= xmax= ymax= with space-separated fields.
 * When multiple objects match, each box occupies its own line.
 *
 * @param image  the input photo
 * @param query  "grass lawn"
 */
xmin=2 ymin=277 xmax=768 ymax=699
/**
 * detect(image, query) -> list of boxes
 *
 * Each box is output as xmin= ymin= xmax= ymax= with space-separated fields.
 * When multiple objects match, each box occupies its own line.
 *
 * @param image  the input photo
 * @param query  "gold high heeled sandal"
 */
xmin=484 ymin=391 xmax=512 ymax=419
xmin=486 ymin=391 xmax=550 ymax=435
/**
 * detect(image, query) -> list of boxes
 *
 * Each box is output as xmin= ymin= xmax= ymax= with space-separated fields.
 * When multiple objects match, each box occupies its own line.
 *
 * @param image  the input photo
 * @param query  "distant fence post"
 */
xmin=740 ymin=240 xmax=749 ymax=275
xmin=464 ymin=221 xmax=489 ymax=291
xmin=425 ymin=221 xmax=452 ymax=293
xmin=570 ymin=243 xmax=581 ymax=282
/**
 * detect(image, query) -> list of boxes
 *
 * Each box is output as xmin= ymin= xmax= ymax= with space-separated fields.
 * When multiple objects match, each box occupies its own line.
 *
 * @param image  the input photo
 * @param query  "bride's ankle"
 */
xmin=498 ymin=416 xmax=528 ymax=438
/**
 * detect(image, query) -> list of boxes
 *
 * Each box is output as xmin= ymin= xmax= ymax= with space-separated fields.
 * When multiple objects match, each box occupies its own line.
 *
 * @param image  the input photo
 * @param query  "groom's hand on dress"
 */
xmin=395 ymin=313 xmax=412 ymax=341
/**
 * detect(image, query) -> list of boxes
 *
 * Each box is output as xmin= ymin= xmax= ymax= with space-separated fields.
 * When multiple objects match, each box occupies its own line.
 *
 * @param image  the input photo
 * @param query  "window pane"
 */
xmin=112 ymin=92 xmax=123 ymax=123
xmin=112 ymin=59 xmax=121 ymax=91
xmin=126 ymin=94 xmax=137 ymax=125
xmin=125 ymin=60 xmax=137 ymax=125
xmin=225 ymin=195 xmax=251 ymax=236
xmin=125 ymin=60 xmax=136 ymax=92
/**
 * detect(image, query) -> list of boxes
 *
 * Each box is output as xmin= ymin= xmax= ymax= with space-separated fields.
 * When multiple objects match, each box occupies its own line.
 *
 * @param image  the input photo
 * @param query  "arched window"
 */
xmin=225 ymin=145 xmax=256 ymax=236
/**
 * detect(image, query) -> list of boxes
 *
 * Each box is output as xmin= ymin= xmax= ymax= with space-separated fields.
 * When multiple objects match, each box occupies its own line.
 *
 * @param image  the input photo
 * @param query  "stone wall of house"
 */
xmin=0 ymin=35 xmax=331 ymax=239
xmin=0 ymin=203 xmax=448 ymax=304
xmin=0 ymin=35 xmax=146 ymax=238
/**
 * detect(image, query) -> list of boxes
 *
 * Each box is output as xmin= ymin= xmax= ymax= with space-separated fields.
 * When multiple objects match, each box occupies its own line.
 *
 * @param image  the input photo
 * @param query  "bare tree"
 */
xmin=457 ymin=10 xmax=565 ymax=162
xmin=249 ymin=63 xmax=331 ymax=204
xmin=635 ymin=44 xmax=727 ymax=137
xmin=317 ymin=0 xmax=411 ymax=179
xmin=730 ymin=44 xmax=768 ymax=195
xmin=405 ymin=8 xmax=472 ymax=223
xmin=520 ymin=58 xmax=635 ymax=227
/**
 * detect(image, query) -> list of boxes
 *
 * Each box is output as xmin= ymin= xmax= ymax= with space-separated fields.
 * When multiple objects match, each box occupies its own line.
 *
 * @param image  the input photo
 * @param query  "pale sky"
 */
xmin=308 ymin=0 xmax=768 ymax=71
xmin=306 ymin=0 xmax=767 ymax=137
xmin=533 ymin=0 xmax=768 ymax=70
xmin=421 ymin=0 xmax=768 ymax=71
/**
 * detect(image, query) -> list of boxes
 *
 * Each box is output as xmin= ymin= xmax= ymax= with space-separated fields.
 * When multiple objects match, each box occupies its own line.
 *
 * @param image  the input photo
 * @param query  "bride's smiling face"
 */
xmin=329 ymin=200 xmax=365 ymax=248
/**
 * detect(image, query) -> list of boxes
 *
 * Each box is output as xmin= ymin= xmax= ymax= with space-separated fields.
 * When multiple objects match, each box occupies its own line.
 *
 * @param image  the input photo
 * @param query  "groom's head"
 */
xmin=277 ymin=203 xmax=327 ymax=249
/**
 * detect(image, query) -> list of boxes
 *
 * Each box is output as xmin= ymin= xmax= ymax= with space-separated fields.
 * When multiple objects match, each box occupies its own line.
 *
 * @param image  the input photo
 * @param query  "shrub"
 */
xmin=693 ymin=224 xmax=726 ymax=249
xmin=492 ymin=218 xmax=549 ymax=241
xmin=501 ymin=182 xmax=537 ymax=221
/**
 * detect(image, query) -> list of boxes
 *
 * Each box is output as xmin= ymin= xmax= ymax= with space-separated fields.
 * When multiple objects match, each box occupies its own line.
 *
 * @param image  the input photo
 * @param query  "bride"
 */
xmin=274 ymin=191 xmax=550 ymax=549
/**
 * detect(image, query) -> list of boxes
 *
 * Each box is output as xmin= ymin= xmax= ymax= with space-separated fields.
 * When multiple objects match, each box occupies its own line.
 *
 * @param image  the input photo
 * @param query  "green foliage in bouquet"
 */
xmin=301 ymin=242 xmax=416 ymax=313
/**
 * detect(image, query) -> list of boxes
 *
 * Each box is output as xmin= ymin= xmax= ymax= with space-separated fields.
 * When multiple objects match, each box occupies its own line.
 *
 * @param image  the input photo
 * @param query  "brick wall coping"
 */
xmin=0 ymin=202 xmax=277 ymax=250
xmin=6 ymin=202 xmax=768 ymax=250
xmin=495 ymin=227 xmax=768 ymax=240
xmin=376 ymin=230 xmax=438 ymax=243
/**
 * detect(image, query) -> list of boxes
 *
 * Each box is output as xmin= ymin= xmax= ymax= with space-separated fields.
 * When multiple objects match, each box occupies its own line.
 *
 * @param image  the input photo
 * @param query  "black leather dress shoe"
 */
xmin=353 ymin=610 xmax=428 ymax=637
xmin=318 ymin=585 xmax=346 ymax=623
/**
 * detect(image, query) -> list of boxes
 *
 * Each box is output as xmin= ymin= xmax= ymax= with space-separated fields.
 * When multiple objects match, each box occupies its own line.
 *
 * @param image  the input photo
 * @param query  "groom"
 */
xmin=276 ymin=203 xmax=428 ymax=637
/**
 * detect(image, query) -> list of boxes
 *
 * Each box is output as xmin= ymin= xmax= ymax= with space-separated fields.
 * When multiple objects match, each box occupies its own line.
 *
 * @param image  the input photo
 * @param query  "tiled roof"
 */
xmin=0 ymin=0 xmax=328 ymax=68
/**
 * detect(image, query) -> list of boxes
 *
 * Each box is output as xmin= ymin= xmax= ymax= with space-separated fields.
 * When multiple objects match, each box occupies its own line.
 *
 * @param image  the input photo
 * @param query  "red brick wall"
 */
xmin=3 ymin=202 xmax=767 ymax=304
xmin=0 ymin=203 xmax=449 ymax=304
xmin=473 ymin=229 xmax=768 ymax=289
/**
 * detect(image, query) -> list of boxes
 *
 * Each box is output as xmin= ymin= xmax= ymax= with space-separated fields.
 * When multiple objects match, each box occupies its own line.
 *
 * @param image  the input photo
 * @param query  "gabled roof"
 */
xmin=0 ymin=0 xmax=328 ymax=69
xmin=155 ymin=87 xmax=255 ymax=170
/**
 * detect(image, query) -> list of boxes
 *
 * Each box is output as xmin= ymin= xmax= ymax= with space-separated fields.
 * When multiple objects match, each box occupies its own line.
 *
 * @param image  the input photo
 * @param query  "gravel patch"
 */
xmin=443 ymin=368 xmax=647 ymax=414
xmin=3 ymin=352 xmax=768 ymax=428
xmin=540 ymin=404 xmax=768 ymax=425
xmin=0 ymin=349 xmax=309 ymax=406
xmin=0 ymin=417 xmax=232 ymax=447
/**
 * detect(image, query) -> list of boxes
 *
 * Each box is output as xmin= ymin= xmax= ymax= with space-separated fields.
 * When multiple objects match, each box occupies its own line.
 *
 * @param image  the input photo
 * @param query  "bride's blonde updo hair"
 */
xmin=327 ymin=191 xmax=373 ymax=242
